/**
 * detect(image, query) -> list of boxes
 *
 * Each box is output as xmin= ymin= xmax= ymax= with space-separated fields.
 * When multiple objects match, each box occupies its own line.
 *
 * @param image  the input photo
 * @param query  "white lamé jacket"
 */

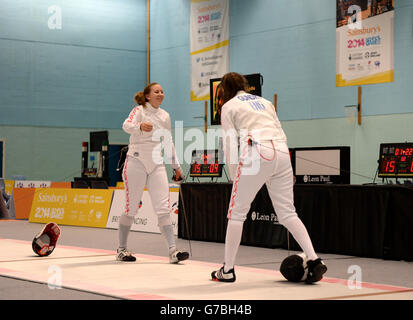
xmin=220 ymin=91 xmax=287 ymax=180
xmin=122 ymin=103 xmax=181 ymax=173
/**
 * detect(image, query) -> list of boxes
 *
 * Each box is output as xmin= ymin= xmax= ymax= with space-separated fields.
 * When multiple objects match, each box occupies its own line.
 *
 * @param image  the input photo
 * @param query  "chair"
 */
xmin=71 ymin=180 xmax=89 ymax=189
xmin=90 ymin=180 xmax=108 ymax=189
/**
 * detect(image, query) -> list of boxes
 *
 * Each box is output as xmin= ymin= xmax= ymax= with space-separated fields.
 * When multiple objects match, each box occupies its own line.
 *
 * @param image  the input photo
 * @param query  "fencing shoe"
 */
xmin=116 ymin=248 xmax=136 ymax=262
xmin=211 ymin=266 xmax=236 ymax=282
xmin=169 ymin=249 xmax=189 ymax=264
xmin=305 ymin=258 xmax=327 ymax=284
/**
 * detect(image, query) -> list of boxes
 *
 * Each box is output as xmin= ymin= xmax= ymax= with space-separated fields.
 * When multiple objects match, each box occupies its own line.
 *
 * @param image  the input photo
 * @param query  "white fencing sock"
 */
xmin=224 ymin=219 xmax=244 ymax=272
xmin=282 ymin=216 xmax=318 ymax=261
xmin=118 ymin=214 xmax=134 ymax=250
xmin=160 ymin=224 xmax=176 ymax=254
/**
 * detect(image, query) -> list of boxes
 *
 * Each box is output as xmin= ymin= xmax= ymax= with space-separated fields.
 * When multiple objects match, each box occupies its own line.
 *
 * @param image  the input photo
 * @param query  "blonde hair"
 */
xmin=133 ymin=82 xmax=159 ymax=107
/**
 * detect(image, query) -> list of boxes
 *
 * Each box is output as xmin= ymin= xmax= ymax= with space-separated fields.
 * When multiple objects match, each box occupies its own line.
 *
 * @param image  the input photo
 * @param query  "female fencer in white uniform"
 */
xmin=117 ymin=83 xmax=189 ymax=264
xmin=211 ymin=72 xmax=326 ymax=283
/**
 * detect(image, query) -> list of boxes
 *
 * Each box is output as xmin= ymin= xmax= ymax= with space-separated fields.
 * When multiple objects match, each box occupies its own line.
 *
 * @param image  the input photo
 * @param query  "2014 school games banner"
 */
xmin=190 ymin=0 xmax=229 ymax=101
xmin=336 ymin=0 xmax=394 ymax=87
xmin=29 ymin=188 xmax=113 ymax=228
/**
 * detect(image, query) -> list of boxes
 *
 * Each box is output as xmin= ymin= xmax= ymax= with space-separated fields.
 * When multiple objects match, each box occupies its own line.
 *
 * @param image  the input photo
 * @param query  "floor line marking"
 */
xmin=318 ymin=288 xmax=413 ymax=300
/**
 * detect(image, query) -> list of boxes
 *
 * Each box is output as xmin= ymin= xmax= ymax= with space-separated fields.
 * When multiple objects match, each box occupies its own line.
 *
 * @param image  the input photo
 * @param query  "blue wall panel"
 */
xmin=0 ymin=0 xmax=147 ymax=128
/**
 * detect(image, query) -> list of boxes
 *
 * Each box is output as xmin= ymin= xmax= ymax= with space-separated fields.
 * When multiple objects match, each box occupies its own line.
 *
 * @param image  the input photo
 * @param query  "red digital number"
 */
xmin=384 ymin=160 xmax=395 ymax=173
xmin=194 ymin=164 xmax=201 ymax=173
xmin=411 ymin=161 xmax=413 ymax=173
xmin=208 ymin=164 xmax=218 ymax=173
xmin=395 ymin=148 xmax=400 ymax=156
xmin=387 ymin=160 xmax=395 ymax=173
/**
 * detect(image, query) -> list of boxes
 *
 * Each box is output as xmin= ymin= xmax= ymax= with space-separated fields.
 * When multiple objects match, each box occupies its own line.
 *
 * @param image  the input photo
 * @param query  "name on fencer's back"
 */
xmin=237 ymin=94 xmax=266 ymax=111
xmin=237 ymin=94 xmax=259 ymax=102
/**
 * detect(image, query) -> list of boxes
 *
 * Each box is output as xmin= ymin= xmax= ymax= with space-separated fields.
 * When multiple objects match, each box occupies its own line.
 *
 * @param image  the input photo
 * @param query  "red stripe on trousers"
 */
xmin=123 ymin=155 xmax=130 ymax=215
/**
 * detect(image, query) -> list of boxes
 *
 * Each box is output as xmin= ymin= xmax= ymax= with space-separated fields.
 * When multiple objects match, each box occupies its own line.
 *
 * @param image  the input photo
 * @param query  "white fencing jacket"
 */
xmin=122 ymin=103 xmax=181 ymax=173
xmin=220 ymin=91 xmax=287 ymax=180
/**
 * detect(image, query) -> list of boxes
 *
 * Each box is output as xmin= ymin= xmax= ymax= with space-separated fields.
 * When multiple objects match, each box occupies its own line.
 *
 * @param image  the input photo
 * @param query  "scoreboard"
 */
xmin=378 ymin=143 xmax=413 ymax=178
xmin=189 ymin=149 xmax=224 ymax=178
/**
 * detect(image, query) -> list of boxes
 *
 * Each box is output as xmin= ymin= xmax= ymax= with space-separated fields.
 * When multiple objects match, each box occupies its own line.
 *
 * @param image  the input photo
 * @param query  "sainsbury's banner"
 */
xmin=106 ymin=188 xmax=179 ymax=235
xmin=336 ymin=0 xmax=394 ymax=86
xmin=190 ymin=0 xmax=229 ymax=101
xmin=29 ymin=188 xmax=113 ymax=228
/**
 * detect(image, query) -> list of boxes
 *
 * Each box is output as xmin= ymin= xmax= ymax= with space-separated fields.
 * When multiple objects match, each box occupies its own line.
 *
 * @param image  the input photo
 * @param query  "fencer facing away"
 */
xmin=211 ymin=72 xmax=327 ymax=283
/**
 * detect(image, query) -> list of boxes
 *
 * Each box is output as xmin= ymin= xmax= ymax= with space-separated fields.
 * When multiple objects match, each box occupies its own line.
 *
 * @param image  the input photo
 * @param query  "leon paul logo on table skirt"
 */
xmin=303 ymin=175 xmax=332 ymax=183
xmin=250 ymin=211 xmax=280 ymax=225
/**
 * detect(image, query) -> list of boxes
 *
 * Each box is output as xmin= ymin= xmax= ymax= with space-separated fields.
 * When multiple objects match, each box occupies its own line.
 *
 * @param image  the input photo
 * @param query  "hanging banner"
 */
xmin=336 ymin=0 xmax=394 ymax=87
xmin=190 ymin=0 xmax=229 ymax=101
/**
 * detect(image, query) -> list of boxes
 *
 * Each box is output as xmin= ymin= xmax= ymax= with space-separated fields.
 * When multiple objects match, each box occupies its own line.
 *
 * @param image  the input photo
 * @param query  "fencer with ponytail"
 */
xmin=133 ymin=82 xmax=160 ymax=107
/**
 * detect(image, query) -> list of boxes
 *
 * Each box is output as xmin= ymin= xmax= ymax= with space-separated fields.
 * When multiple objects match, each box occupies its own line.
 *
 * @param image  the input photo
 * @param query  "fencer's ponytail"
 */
xmin=134 ymin=91 xmax=146 ymax=106
xmin=133 ymin=82 xmax=159 ymax=108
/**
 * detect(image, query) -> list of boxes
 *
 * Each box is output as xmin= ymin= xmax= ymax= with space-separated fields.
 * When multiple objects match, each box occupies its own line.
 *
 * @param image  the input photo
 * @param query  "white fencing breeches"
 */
xmin=227 ymin=141 xmax=297 ymax=224
xmin=225 ymin=141 xmax=319 ymax=264
xmin=122 ymin=155 xmax=171 ymax=227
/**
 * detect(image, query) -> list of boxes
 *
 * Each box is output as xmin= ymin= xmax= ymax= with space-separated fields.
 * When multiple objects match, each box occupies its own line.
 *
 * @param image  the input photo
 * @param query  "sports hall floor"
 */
xmin=1 ymin=220 xmax=412 ymax=306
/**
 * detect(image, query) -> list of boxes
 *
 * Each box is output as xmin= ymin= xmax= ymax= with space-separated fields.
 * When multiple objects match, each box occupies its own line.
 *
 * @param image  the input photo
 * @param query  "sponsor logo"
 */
xmin=347 ymin=25 xmax=381 ymax=36
xmin=38 ymin=193 xmax=67 ymax=204
xmin=250 ymin=211 xmax=280 ymax=225
xmin=198 ymin=27 xmax=208 ymax=34
xmin=201 ymin=71 xmax=218 ymax=78
xmin=197 ymin=4 xmax=222 ymax=14
xmin=348 ymin=53 xmax=363 ymax=61
xmin=303 ymin=175 xmax=331 ymax=183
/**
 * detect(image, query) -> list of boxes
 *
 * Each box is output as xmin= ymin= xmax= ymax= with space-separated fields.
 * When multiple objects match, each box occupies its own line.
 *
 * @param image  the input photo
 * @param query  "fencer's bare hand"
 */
xmin=140 ymin=122 xmax=153 ymax=132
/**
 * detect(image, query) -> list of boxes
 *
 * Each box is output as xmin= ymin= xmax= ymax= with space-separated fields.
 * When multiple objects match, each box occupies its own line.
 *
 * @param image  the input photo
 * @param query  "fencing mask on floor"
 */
xmin=32 ymin=222 xmax=61 ymax=257
xmin=280 ymin=253 xmax=308 ymax=282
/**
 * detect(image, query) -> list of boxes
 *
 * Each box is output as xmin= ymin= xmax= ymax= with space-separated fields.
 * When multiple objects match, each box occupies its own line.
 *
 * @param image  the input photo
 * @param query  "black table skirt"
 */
xmin=178 ymin=183 xmax=413 ymax=261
